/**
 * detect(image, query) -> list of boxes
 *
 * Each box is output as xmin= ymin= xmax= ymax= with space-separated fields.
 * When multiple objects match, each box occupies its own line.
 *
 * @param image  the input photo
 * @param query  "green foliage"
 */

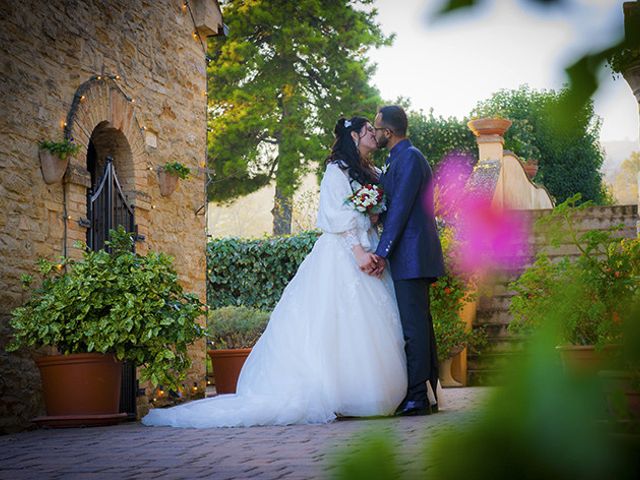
xmin=162 ymin=162 xmax=191 ymax=179
xmin=407 ymin=108 xmax=477 ymax=166
xmin=207 ymin=306 xmax=270 ymax=349
xmin=206 ymin=0 xmax=391 ymax=232
xmin=471 ymin=85 xmax=606 ymax=204
xmin=509 ymin=194 xmax=640 ymax=347
xmin=39 ymin=138 xmax=80 ymax=161
xmin=207 ymin=231 xmax=321 ymax=310
xmin=431 ymin=227 xmax=486 ymax=362
xmin=7 ymin=226 xmax=205 ymax=389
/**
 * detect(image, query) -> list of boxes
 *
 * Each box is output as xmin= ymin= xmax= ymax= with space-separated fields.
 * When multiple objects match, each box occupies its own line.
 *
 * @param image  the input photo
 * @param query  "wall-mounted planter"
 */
xmin=158 ymin=170 xmax=179 ymax=197
xmin=39 ymin=149 xmax=69 ymax=184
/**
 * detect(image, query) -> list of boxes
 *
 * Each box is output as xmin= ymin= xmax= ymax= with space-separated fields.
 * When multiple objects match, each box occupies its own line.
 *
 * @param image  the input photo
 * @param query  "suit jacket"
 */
xmin=375 ymin=139 xmax=445 ymax=281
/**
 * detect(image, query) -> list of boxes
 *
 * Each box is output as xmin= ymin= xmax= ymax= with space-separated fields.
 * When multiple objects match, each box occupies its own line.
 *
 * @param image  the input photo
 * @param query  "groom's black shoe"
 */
xmin=395 ymin=400 xmax=431 ymax=416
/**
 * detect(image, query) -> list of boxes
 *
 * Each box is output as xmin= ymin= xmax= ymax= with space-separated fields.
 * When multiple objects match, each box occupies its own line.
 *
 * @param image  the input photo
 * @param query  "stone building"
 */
xmin=0 ymin=0 xmax=224 ymax=433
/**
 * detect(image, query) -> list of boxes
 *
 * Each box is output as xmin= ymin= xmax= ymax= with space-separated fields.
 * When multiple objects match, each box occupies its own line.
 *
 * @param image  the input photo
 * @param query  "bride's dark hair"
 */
xmin=326 ymin=116 xmax=378 ymax=185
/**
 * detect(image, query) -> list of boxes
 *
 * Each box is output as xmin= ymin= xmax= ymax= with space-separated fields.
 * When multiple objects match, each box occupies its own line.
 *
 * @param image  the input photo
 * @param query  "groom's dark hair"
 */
xmin=378 ymin=105 xmax=408 ymax=137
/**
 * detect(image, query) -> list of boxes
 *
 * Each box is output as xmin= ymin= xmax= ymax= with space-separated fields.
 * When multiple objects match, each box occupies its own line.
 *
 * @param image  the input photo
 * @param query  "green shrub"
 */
xmin=207 ymin=231 xmax=320 ymax=309
xmin=6 ymin=226 xmax=205 ymax=388
xmin=509 ymin=194 xmax=639 ymax=347
xmin=208 ymin=306 xmax=270 ymax=349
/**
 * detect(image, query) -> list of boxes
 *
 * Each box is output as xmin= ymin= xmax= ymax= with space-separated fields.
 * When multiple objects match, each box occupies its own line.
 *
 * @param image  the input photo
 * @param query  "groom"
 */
xmin=368 ymin=105 xmax=445 ymax=416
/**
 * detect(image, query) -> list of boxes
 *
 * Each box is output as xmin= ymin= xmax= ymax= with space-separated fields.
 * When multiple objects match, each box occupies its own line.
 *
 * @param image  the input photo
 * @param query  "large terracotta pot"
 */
xmin=39 ymin=149 xmax=69 ymax=184
xmin=555 ymin=345 xmax=617 ymax=375
xmin=207 ymin=348 xmax=252 ymax=394
xmin=34 ymin=353 xmax=126 ymax=427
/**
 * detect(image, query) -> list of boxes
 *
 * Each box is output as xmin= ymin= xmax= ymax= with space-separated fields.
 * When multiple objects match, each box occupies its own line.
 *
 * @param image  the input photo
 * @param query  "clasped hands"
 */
xmin=353 ymin=245 xmax=385 ymax=279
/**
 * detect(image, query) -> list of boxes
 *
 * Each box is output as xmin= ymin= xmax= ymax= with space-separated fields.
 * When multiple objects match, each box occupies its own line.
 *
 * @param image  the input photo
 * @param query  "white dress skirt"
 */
xmin=142 ymin=163 xmax=408 ymax=428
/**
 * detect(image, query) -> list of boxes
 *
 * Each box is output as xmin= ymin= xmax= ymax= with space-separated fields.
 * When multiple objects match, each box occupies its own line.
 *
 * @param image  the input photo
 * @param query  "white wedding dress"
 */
xmin=142 ymin=163 xmax=408 ymax=428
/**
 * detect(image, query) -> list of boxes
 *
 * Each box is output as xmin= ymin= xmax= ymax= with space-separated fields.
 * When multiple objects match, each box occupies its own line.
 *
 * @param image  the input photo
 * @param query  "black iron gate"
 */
xmin=87 ymin=156 xmax=137 ymax=420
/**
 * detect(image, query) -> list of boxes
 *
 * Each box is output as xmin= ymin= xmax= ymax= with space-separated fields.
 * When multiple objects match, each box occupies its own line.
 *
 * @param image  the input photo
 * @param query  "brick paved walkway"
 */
xmin=0 ymin=388 xmax=490 ymax=480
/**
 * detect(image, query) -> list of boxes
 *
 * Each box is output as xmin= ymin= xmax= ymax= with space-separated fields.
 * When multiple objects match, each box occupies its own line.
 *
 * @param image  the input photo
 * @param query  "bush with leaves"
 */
xmin=207 ymin=306 xmax=270 ymax=350
xmin=207 ymin=231 xmax=321 ymax=310
xmin=6 ymin=226 xmax=205 ymax=388
xmin=431 ymin=227 xmax=486 ymax=362
xmin=509 ymin=194 xmax=639 ymax=347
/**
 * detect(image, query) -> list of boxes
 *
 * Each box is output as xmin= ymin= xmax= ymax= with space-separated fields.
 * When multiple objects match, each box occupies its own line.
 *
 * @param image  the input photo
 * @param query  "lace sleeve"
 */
xmin=316 ymin=164 xmax=372 ymax=251
xmin=340 ymin=228 xmax=360 ymax=249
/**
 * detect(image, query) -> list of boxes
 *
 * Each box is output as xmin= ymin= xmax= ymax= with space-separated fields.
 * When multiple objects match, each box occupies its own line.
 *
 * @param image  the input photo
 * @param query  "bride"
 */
xmin=142 ymin=116 xmax=408 ymax=428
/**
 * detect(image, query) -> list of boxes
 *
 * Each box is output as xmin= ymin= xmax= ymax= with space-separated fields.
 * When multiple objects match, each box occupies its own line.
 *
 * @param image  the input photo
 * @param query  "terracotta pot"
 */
xmin=158 ymin=170 xmax=179 ymax=196
xmin=207 ymin=348 xmax=252 ymax=394
xmin=34 ymin=353 xmax=126 ymax=427
xmin=522 ymin=160 xmax=538 ymax=180
xmin=39 ymin=149 xmax=69 ymax=184
xmin=467 ymin=117 xmax=512 ymax=137
xmin=556 ymin=345 xmax=618 ymax=375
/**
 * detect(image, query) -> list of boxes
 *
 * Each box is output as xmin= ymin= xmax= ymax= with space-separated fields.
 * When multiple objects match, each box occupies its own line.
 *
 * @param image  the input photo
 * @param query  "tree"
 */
xmin=471 ymin=85 xmax=606 ymax=204
xmin=207 ymin=0 xmax=390 ymax=235
xmin=611 ymin=151 xmax=640 ymax=205
xmin=406 ymin=108 xmax=476 ymax=167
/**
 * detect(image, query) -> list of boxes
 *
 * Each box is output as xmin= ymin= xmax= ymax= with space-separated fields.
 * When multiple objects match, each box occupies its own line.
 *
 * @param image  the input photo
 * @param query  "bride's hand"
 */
xmin=353 ymin=245 xmax=377 ymax=273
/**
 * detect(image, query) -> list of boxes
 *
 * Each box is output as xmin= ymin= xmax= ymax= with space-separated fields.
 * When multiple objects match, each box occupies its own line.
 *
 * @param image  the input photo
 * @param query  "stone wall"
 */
xmin=0 ymin=0 xmax=221 ymax=433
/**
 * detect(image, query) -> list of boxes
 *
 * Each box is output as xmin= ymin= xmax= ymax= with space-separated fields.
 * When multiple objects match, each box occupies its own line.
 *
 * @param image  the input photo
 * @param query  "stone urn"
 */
xmin=158 ymin=169 xmax=179 ymax=196
xmin=467 ymin=117 xmax=513 ymax=137
xmin=39 ymin=149 xmax=69 ymax=184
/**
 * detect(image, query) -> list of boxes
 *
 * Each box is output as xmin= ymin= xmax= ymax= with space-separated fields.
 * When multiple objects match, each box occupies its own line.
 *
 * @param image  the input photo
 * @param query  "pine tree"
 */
xmin=206 ymin=0 xmax=391 ymax=234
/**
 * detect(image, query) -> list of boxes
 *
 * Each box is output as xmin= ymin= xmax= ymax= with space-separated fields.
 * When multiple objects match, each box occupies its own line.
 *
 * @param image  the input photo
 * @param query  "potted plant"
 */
xmin=521 ymin=158 xmax=538 ymax=180
xmin=38 ymin=138 xmax=80 ymax=184
xmin=158 ymin=161 xmax=191 ymax=196
xmin=509 ymin=194 xmax=639 ymax=374
xmin=431 ymin=227 xmax=485 ymax=387
xmin=6 ymin=226 xmax=205 ymax=426
xmin=207 ymin=306 xmax=270 ymax=394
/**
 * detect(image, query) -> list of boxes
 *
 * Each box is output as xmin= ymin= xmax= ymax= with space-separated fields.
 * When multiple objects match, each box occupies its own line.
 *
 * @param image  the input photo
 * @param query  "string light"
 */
xmin=140 ymin=126 xmax=147 ymax=131
xmin=96 ymin=75 xmax=102 ymax=80
xmin=192 ymin=32 xmax=199 ymax=41
xmin=80 ymin=95 xmax=86 ymax=102
xmin=130 ymin=98 xmax=136 ymax=103
xmin=182 ymin=2 xmax=187 ymax=13
xmin=115 ymin=75 xmax=121 ymax=80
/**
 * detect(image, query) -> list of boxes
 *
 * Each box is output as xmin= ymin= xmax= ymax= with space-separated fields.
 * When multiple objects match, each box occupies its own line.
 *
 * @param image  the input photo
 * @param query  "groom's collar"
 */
xmin=389 ymin=138 xmax=411 ymax=158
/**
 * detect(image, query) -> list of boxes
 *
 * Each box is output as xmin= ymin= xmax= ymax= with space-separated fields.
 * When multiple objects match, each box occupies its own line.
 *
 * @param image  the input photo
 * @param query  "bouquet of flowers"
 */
xmin=346 ymin=183 xmax=386 ymax=215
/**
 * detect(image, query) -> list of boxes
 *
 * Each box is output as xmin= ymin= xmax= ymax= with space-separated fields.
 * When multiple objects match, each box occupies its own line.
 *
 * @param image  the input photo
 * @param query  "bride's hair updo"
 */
xmin=326 ymin=116 xmax=378 ymax=186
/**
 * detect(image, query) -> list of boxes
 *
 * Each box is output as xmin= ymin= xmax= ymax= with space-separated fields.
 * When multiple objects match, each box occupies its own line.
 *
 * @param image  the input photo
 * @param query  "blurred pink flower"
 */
xmin=429 ymin=153 xmax=531 ymax=275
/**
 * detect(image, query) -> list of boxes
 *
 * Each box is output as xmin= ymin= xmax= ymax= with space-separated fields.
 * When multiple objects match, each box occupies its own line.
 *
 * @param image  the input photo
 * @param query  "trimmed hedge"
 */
xmin=207 ymin=231 xmax=321 ymax=310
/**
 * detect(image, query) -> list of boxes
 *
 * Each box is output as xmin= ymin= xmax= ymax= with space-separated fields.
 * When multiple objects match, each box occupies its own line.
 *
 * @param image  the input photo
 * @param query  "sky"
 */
xmin=367 ymin=0 xmax=639 ymax=144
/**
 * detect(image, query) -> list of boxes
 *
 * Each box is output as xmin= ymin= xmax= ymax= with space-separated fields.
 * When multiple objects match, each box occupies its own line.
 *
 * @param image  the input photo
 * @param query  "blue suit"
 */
xmin=375 ymin=139 xmax=445 ymax=406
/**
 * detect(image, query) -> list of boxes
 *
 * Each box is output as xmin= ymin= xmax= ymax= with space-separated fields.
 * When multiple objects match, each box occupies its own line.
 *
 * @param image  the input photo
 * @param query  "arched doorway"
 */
xmin=86 ymin=121 xmax=136 ymax=251
xmin=85 ymin=121 xmax=138 ymax=420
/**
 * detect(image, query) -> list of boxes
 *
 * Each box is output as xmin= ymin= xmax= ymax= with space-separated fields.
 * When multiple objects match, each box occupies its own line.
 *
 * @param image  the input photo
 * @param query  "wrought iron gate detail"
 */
xmin=86 ymin=156 xmax=137 ymax=419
